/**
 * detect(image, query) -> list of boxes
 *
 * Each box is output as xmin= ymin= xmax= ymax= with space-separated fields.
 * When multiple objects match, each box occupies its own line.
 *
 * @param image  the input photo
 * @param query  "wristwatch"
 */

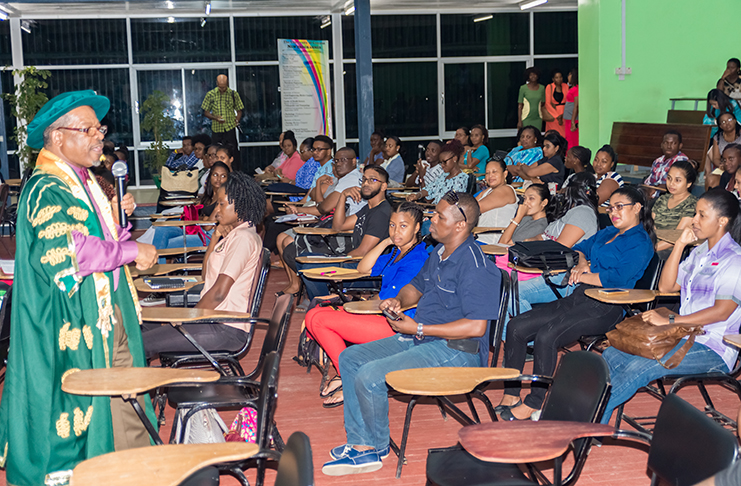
xmin=416 ymin=322 xmax=424 ymax=340
xmin=669 ymin=314 xmax=675 ymax=325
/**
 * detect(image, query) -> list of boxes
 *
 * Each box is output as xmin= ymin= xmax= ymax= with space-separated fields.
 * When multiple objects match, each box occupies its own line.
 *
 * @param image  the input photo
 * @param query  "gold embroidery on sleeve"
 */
xmin=58 ymin=322 xmax=81 ymax=351
xmin=82 ymin=325 xmax=93 ymax=350
xmin=41 ymin=247 xmax=74 ymax=266
xmin=60 ymin=368 xmax=80 ymax=385
xmin=53 ymin=267 xmax=82 ymax=296
xmin=73 ymin=406 xmax=93 ymax=436
xmin=31 ymin=205 xmax=61 ymax=227
xmin=39 ymin=222 xmax=89 ymax=240
xmin=56 ymin=413 xmax=70 ymax=439
xmin=66 ymin=207 xmax=89 ymax=222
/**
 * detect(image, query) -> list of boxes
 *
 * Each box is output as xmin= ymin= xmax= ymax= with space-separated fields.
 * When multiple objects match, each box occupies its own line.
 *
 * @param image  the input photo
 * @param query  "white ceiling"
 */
xmin=1 ymin=0 xmax=577 ymax=17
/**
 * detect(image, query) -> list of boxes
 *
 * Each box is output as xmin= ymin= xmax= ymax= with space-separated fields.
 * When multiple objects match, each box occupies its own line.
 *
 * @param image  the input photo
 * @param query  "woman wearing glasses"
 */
xmin=497 ymin=186 xmax=655 ymax=421
xmin=406 ymin=140 xmax=469 ymax=205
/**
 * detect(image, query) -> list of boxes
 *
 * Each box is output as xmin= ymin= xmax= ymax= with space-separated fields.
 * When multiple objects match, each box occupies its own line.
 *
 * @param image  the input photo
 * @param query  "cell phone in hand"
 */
xmin=382 ymin=308 xmax=402 ymax=321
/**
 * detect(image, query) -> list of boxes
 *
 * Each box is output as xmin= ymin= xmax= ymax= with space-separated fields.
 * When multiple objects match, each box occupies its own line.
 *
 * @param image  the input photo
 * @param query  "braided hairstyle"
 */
xmin=223 ymin=171 xmax=266 ymax=225
xmin=395 ymin=201 xmax=424 ymax=244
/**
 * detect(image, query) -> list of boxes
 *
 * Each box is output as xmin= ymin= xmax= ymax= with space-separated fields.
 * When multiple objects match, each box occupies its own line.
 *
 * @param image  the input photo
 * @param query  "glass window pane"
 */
xmin=184 ymin=68 xmax=229 ymax=136
xmin=533 ymin=57 xmax=579 ymax=87
xmin=487 ymin=61 xmax=526 ymax=130
xmin=137 ymin=70 xmax=184 ymax=142
xmin=236 ymin=66 xmax=281 ymax=143
xmin=343 ymin=15 xmax=436 ymax=59
xmin=7 ymin=153 xmax=19 ymax=180
xmin=239 ymin=144 xmax=280 ymax=175
xmin=444 ymin=63 xmax=484 ymax=132
xmin=1 ymin=71 xmax=16 ymax=151
xmin=534 ymin=12 xmax=577 ymax=55
xmin=44 ymin=69 xmax=133 ymax=146
xmin=131 ymin=18 xmax=230 ymax=64
xmin=441 ymin=14 xmax=529 ymax=57
xmin=22 ymin=19 xmax=127 ymax=65
xmin=137 ymin=150 xmax=155 ymax=185
xmin=343 ymin=64 xmax=357 ymax=139
xmin=489 ymin=136 xmax=518 ymax=153
xmin=0 ymin=21 xmax=11 ymax=66
xmin=235 ymin=16 xmax=332 ymax=62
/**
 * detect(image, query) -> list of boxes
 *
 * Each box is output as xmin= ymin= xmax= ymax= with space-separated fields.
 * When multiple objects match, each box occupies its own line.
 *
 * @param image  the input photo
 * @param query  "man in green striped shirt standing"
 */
xmin=202 ymin=74 xmax=244 ymax=157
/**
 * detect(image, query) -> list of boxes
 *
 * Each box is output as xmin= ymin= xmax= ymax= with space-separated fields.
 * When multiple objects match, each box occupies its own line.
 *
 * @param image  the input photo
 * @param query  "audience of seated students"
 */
xmin=709 ymin=115 xmax=741 ymax=188
xmin=141 ymin=172 xmax=266 ymax=358
xmin=461 ymin=124 xmax=490 ymax=174
xmin=718 ymin=143 xmax=741 ymax=193
xmin=505 ymin=126 xmax=544 ymax=183
xmin=406 ymin=140 xmax=443 ymax=189
xmin=475 ymin=158 xmax=518 ymax=244
xmin=454 ymin=126 xmax=471 ymax=148
xmin=654 ymin=160 xmax=698 ymax=254
xmin=278 ymin=165 xmax=391 ymax=299
xmin=562 ymin=145 xmax=594 ymax=187
xmin=643 ymin=130 xmax=688 ymax=196
xmin=273 ymin=131 xmax=305 ymax=185
xmin=600 ymin=189 xmax=741 ymax=424
xmin=264 ymin=137 xmax=318 ymax=210
xmin=363 ymin=131 xmax=385 ymax=166
xmin=506 ymin=172 xmax=599 ymax=318
xmin=321 ymin=192 xmax=501 ymax=476
xmin=165 ymin=135 xmax=197 ymax=169
xmin=510 ymin=131 xmax=566 ymax=189
xmin=380 ymin=135 xmax=405 ymax=185
xmin=717 ymin=57 xmax=741 ymax=100
xmin=498 ymin=186 xmax=655 ymax=421
xmin=591 ymin=144 xmax=624 ymax=206
xmin=305 ymin=202 xmax=429 ymax=407
xmin=704 ymin=89 xmax=741 ymax=139
xmin=406 ymin=140 xmax=468 ymax=204
xmin=256 ymin=131 xmax=288 ymax=182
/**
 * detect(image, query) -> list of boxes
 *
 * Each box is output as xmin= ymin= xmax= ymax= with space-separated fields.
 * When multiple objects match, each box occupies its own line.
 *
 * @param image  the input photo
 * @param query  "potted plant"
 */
xmin=139 ymin=90 xmax=175 ymax=187
xmin=2 ymin=66 xmax=51 ymax=170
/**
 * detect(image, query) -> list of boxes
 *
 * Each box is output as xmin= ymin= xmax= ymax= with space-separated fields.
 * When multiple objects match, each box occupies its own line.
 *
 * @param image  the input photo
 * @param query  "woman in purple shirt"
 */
xmin=600 ymin=188 xmax=741 ymax=423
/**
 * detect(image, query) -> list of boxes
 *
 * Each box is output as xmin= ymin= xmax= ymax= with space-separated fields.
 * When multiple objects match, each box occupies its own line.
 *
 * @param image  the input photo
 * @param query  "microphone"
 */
xmin=111 ymin=161 xmax=128 ymax=227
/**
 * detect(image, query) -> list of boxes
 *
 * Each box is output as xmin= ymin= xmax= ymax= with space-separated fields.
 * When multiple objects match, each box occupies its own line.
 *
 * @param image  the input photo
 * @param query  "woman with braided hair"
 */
xmin=141 ymin=171 xmax=266 ymax=359
xmin=305 ymin=202 xmax=429 ymax=408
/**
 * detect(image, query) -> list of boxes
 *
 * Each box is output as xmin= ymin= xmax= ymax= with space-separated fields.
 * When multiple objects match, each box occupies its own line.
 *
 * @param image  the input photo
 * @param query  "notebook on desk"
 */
xmin=144 ymin=277 xmax=198 ymax=289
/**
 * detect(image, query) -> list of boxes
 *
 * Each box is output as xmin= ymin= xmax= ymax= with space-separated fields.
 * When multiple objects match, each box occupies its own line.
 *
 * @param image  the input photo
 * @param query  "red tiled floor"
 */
xmin=0 ymin=238 xmax=738 ymax=485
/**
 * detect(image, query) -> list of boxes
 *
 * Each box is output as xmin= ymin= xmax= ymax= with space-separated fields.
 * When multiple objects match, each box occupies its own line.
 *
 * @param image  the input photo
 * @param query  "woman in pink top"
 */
xmin=276 ymin=131 xmax=305 ymax=184
xmin=141 ymin=172 xmax=266 ymax=359
xmin=563 ymin=68 xmax=579 ymax=149
xmin=544 ymin=69 xmax=569 ymax=137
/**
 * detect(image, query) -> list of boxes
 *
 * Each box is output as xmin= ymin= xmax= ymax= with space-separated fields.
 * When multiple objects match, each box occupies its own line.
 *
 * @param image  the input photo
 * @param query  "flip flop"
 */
xmin=320 ymin=376 xmax=343 ymax=398
xmin=323 ymin=391 xmax=344 ymax=408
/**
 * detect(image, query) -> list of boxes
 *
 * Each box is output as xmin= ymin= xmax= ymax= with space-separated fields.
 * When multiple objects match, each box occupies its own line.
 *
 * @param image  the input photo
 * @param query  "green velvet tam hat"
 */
xmin=26 ymin=90 xmax=110 ymax=149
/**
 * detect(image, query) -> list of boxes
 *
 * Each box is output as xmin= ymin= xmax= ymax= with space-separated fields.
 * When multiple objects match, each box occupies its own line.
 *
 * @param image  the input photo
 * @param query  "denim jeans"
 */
xmin=600 ymin=341 xmax=729 ymax=424
xmin=338 ymin=334 xmax=479 ymax=450
xmin=503 ymin=274 xmax=574 ymax=336
xmin=152 ymin=226 xmax=212 ymax=264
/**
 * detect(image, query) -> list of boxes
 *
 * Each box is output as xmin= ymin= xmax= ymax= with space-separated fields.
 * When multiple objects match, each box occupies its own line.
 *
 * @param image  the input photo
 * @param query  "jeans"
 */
xmin=339 ymin=334 xmax=479 ymax=450
xmin=152 ymin=226 xmax=212 ymax=264
xmin=503 ymin=285 xmax=624 ymax=409
xmin=600 ymin=341 xmax=729 ymax=423
xmin=504 ymin=274 xmax=574 ymax=336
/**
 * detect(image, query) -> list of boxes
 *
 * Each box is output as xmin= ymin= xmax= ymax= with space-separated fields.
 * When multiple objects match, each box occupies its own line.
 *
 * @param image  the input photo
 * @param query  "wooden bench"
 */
xmin=610 ymin=122 xmax=712 ymax=169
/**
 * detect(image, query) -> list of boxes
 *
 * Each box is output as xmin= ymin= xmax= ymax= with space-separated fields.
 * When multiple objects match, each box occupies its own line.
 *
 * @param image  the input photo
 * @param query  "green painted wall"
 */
xmin=578 ymin=0 xmax=739 ymax=152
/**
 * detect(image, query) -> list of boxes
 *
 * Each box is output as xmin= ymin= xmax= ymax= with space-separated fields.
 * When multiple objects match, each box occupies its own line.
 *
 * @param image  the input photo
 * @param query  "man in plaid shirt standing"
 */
xmin=202 ymin=74 xmax=244 ymax=156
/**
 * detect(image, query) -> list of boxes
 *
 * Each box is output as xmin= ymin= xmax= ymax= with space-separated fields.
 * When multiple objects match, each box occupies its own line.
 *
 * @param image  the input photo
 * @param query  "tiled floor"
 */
xmin=0 ymin=236 xmax=738 ymax=485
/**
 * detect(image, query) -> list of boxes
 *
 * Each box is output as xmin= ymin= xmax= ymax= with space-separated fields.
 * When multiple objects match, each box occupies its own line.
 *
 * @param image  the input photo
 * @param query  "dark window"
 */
xmin=441 ymin=13 xmax=529 ymax=57
xmin=534 ymin=12 xmax=578 ymax=55
xmin=489 ymin=136 xmax=518 ymax=153
xmin=0 ymin=21 xmax=11 ymax=66
xmin=487 ymin=61 xmax=527 ymax=130
xmin=236 ymin=66 xmax=281 ymax=142
xmin=131 ymin=18 xmax=230 ymax=63
xmin=22 ymin=19 xmax=127 ymax=65
xmin=239 ymin=144 xmax=280 ymax=175
xmin=44 ymin=69 xmax=133 ymax=146
xmin=344 ymin=62 xmax=437 ymax=139
xmin=137 ymin=150 xmax=155 ymax=185
xmin=1 ymin=71 xmax=16 ymax=152
xmin=137 ymin=70 xmax=185 ymax=142
xmin=185 ymin=68 xmax=229 ymax=136
xmin=533 ymin=57 xmax=579 ymax=86
xmin=234 ymin=16 xmax=332 ymax=62
xmin=343 ymin=15 xmax=436 ymax=59
xmin=444 ymin=63 xmax=484 ymax=132
xmin=6 ymin=153 xmax=19 ymax=180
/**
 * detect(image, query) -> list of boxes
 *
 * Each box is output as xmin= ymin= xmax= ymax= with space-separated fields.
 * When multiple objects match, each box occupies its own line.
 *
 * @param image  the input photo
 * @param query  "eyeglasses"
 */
xmin=720 ymin=118 xmax=738 ymax=126
xmin=332 ymin=157 xmax=355 ymax=165
xmin=57 ymin=125 xmax=108 ymax=137
xmin=605 ymin=202 xmax=637 ymax=213
xmin=440 ymin=155 xmax=457 ymax=165
xmin=311 ymin=146 xmax=331 ymax=153
xmin=443 ymin=190 xmax=467 ymax=222
xmin=360 ymin=177 xmax=382 ymax=185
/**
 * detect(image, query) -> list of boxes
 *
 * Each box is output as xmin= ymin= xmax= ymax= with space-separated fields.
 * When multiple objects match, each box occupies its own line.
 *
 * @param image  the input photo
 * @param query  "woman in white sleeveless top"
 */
xmin=476 ymin=158 xmax=519 ymax=244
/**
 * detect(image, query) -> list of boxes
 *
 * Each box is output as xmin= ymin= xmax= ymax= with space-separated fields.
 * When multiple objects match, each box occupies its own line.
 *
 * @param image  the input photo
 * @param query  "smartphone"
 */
xmin=417 ymin=144 xmax=425 ymax=161
xmin=517 ymin=194 xmax=525 ymax=205
xmin=382 ymin=308 xmax=402 ymax=321
xmin=597 ymin=289 xmax=629 ymax=296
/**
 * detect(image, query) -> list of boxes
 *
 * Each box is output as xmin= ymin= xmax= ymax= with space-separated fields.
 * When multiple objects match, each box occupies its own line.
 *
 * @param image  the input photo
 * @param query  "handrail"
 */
xmin=669 ymin=97 xmax=705 ymax=111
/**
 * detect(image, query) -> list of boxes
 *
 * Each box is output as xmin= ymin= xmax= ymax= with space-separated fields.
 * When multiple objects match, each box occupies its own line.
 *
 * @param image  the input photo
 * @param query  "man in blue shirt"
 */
xmin=322 ymin=191 xmax=502 ymax=476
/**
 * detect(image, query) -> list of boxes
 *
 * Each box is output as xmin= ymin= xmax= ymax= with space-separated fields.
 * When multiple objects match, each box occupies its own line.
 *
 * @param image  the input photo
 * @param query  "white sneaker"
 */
xmin=140 ymin=293 xmax=165 ymax=307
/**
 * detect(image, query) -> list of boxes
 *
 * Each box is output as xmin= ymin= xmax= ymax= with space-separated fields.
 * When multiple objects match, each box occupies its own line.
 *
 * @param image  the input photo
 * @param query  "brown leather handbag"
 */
xmin=606 ymin=307 xmax=706 ymax=370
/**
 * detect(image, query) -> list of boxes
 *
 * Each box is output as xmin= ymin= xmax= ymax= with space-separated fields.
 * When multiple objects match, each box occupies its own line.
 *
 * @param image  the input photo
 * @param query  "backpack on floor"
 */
xmin=293 ymin=321 xmax=331 ymax=394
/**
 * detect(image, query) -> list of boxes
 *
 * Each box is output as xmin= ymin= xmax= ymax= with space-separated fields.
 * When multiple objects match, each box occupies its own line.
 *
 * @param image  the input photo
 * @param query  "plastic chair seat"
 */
xmin=168 ymin=380 xmax=259 ymax=408
xmin=426 ymin=446 xmax=531 ymax=486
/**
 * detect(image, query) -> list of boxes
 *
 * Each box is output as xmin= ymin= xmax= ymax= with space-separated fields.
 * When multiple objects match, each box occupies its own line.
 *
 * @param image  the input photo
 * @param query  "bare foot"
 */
xmin=510 ymin=403 xmax=538 ymax=420
xmin=323 ymin=390 xmax=344 ymax=407
xmin=498 ymin=395 xmax=520 ymax=407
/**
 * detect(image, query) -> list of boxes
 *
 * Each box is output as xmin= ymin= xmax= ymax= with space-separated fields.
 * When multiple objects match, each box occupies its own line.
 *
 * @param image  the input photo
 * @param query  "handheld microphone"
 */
xmin=111 ymin=161 xmax=128 ymax=227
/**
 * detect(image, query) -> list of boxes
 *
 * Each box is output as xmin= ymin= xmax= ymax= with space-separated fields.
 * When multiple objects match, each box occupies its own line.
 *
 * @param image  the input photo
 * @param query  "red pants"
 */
xmin=304 ymin=306 xmax=396 ymax=373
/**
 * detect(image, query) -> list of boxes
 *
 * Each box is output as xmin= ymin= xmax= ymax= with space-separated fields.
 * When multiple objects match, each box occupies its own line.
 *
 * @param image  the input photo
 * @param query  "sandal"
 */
xmin=493 ymin=398 xmax=522 ymax=414
xmin=323 ymin=390 xmax=344 ymax=408
xmin=320 ymin=376 xmax=343 ymax=398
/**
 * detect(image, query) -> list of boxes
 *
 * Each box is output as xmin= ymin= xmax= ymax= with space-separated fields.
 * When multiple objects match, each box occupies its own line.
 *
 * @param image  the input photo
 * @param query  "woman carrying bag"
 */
xmin=600 ymin=188 xmax=741 ymax=424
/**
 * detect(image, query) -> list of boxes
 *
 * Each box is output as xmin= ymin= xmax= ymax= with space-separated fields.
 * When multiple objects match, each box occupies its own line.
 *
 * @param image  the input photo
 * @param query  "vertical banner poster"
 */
xmin=278 ymin=39 xmax=333 ymax=142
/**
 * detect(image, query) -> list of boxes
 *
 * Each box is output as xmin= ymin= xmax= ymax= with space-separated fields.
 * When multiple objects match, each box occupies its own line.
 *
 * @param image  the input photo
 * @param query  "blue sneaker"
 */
xmin=322 ymin=448 xmax=383 ymax=476
xmin=330 ymin=444 xmax=391 ymax=460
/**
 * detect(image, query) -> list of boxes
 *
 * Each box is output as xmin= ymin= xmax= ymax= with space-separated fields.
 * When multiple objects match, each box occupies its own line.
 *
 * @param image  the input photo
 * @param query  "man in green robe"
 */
xmin=0 ymin=90 xmax=158 ymax=486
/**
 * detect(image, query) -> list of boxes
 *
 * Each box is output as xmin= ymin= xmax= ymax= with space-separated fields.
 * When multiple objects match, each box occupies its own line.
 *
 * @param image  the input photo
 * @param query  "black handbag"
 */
xmin=508 ymin=240 xmax=580 ymax=273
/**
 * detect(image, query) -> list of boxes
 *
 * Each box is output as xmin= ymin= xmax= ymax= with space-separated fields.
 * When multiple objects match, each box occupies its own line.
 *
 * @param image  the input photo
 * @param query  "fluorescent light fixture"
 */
xmin=166 ymin=0 xmax=174 ymax=8
xmin=200 ymin=17 xmax=206 ymax=27
xmin=205 ymin=1 xmax=211 ymax=15
xmin=520 ymin=0 xmax=547 ymax=9
xmin=320 ymin=17 xmax=331 ymax=29
xmin=473 ymin=14 xmax=493 ymax=23
xmin=20 ymin=20 xmax=31 ymax=33
xmin=344 ymin=5 xmax=355 ymax=15
xmin=0 ymin=11 xmax=7 ymax=21
xmin=167 ymin=16 xmax=175 ymax=23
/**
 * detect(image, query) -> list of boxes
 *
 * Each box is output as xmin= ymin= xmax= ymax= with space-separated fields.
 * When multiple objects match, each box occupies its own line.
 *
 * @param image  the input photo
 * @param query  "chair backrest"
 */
xmin=248 ymin=248 xmax=271 ymax=316
xmin=648 ymin=394 xmax=738 ymax=486
xmin=255 ymin=351 xmax=281 ymax=450
xmin=274 ymin=432 xmax=314 ymax=486
xmin=489 ymin=268 xmax=510 ymax=367
xmin=634 ymin=252 xmax=662 ymax=291
xmin=541 ymin=351 xmax=611 ymax=423
xmin=248 ymin=293 xmax=294 ymax=380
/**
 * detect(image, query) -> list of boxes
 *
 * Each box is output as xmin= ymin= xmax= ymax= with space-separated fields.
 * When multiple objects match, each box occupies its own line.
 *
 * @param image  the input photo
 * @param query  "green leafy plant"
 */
xmin=2 ymin=66 xmax=51 ymax=169
xmin=140 ymin=90 xmax=176 ymax=175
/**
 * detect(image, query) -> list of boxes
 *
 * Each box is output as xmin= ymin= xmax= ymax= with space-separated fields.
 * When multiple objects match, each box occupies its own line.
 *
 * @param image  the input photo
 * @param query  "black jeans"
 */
xmin=212 ymin=129 xmax=239 ymax=158
xmin=503 ymin=284 xmax=624 ymax=409
xmin=141 ymin=322 xmax=249 ymax=360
